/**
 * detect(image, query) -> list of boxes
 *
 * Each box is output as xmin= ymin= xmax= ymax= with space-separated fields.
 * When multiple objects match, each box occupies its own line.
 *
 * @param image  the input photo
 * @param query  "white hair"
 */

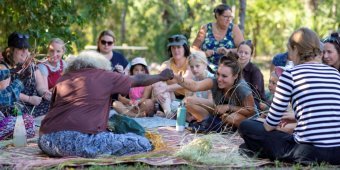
xmin=64 ymin=50 xmax=112 ymax=74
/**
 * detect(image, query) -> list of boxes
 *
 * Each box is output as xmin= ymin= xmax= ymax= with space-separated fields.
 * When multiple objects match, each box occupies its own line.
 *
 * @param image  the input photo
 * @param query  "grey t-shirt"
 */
xmin=211 ymin=79 xmax=252 ymax=107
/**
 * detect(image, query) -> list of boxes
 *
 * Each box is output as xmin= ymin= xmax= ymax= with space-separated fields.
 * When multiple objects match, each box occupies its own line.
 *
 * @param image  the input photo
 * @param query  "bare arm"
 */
xmin=118 ymin=94 xmax=130 ymax=105
xmin=130 ymin=68 xmax=173 ymax=87
xmin=263 ymin=121 xmax=276 ymax=131
xmin=166 ymin=67 xmax=193 ymax=92
xmin=35 ymin=69 xmax=52 ymax=100
xmin=174 ymin=74 xmax=213 ymax=92
xmin=192 ymin=25 xmax=207 ymax=50
xmin=139 ymin=85 xmax=152 ymax=104
xmin=229 ymin=94 xmax=255 ymax=117
xmin=232 ymin=24 xmax=244 ymax=48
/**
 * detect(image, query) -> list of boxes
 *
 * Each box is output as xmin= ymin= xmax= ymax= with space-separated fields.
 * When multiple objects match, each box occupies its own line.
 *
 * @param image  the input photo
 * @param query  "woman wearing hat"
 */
xmin=113 ymin=57 xmax=155 ymax=117
xmin=152 ymin=34 xmax=193 ymax=118
xmin=0 ymin=32 xmax=50 ymax=118
xmin=192 ymin=4 xmax=244 ymax=72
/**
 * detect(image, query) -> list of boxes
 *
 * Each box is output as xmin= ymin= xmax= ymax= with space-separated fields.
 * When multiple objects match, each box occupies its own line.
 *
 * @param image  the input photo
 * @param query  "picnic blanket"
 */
xmin=0 ymin=114 xmax=272 ymax=169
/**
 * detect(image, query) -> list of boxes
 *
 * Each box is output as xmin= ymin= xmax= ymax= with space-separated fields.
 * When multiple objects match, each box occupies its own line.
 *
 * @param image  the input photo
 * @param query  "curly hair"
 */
xmin=64 ymin=51 xmax=112 ymax=74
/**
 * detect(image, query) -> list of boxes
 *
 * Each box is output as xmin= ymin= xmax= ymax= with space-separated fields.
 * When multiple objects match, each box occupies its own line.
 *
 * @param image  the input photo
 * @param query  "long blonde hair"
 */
xmin=188 ymin=50 xmax=208 ymax=66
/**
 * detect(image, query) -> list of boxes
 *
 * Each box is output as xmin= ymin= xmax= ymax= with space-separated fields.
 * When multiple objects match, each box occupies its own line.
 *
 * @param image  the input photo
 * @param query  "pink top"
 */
xmin=129 ymin=86 xmax=145 ymax=101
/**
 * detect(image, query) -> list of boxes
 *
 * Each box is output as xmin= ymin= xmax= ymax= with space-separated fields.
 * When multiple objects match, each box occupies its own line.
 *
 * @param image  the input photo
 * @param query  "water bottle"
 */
xmin=285 ymin=60 xmax=294 ymax=69
xmin=13 ymin=107 xmax=27 ymax=147
xmin=176 ymin=102 xmax=186 ymax=132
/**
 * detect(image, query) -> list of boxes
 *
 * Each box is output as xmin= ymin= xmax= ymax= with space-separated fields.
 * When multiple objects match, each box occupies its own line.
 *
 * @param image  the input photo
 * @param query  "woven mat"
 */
xmin=0 ymin=127 xmax=271 ymax=169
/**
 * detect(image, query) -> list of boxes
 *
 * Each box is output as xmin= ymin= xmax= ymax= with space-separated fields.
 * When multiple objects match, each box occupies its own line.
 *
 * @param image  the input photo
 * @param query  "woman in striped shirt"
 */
xmin=238 ymin=27 xmax=340 ymax=165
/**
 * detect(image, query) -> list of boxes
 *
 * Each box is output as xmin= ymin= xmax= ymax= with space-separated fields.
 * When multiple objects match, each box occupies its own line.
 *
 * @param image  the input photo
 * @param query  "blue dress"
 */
xmin=201 ymin=23 xmax=235 ymax=67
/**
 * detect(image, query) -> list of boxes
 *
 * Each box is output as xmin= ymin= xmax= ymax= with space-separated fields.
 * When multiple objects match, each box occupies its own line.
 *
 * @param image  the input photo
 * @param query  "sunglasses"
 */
xmin=15 ymin=33 xmax=29 ymax=39
xmin=323 ymin=36 xmax=340 ymax=46
xmin=100 ymin=40 xmax=114 ymax=46
xmin=168 ymin=36 xmax=186 ymax=43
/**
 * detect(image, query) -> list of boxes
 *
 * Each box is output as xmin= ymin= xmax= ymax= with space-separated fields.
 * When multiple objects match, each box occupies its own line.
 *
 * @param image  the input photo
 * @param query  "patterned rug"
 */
xmin=0 ymin=127 xmax=271 ymax=169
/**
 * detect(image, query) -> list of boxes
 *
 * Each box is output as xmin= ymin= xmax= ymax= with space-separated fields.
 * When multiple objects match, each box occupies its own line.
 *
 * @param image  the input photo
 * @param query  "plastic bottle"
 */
xmin=13 ymin=107 xmax=27 ymax=147
xmin=285 ymin=60 xmax=294 ymax=69
xmin=176 ymin=102 xmax=186 ymax=132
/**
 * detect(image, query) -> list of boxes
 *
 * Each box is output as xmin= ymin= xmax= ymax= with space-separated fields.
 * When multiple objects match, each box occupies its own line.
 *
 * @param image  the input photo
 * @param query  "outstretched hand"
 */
xmin=159 ymin=69 xmax=174 ymax=81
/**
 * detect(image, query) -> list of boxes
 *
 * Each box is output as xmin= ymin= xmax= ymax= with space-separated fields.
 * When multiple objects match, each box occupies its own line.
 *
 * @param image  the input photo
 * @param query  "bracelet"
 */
xmin=28 ymin=96 xmax=31 ymax=103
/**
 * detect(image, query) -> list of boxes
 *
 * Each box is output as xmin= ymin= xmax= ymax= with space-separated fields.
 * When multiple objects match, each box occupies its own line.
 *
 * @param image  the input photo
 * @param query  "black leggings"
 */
xmin=238 ymin=119 xmax=340 ymax=165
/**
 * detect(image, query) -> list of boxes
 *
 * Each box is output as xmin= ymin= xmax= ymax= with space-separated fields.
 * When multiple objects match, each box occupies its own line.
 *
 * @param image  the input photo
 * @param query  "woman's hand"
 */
xmin=205 ymin=50 xmax=215 ymax=58
xmin=29 ymin=95 xmax=42 ymax=106
xmin=214 ymin=104 xmax=229 ymax=115
xmin=217 ymin=47 xmax=229 ymax=55
xmin=279 ymin=112 xmax=296 ymax=128
xmin=114 ymin=64 xmax=124 ymax=73
xmin=173 ymin=73 xmax=183 ymax=83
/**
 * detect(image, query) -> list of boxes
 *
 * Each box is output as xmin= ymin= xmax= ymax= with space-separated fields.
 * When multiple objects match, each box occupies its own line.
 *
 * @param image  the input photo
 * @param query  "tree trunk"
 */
xmin=120 ymin=0 xmax=128 ymax=44
xmin=162 ymin=0 xmax=171 ymax=28
xmin=238 ymin=0 xmax=246 ymax=33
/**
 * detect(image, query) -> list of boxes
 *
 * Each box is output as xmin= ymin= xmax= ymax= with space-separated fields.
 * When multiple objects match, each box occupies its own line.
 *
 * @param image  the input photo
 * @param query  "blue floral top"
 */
xmin=201 ymin=23 xmax=235 ymax=67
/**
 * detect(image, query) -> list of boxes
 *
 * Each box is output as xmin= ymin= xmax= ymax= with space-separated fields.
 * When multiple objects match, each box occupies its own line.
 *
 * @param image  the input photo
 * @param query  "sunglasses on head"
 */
xmin=15 ymin=33 xmax=29 ymax=39
xmin=100 ymin=40 xmax=113 ymax=46
xmin=322 ymin=34 xmax=340 ymax=46
xmin=244 ymin=39 xmax=253 ymax=46
xmin=168 ymin=36 xmax=186 ymax=43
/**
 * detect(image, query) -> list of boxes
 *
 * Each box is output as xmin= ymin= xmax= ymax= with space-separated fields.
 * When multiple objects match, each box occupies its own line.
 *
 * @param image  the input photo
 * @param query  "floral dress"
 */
xmin=201 ymin=22 xmax=235 ymax=68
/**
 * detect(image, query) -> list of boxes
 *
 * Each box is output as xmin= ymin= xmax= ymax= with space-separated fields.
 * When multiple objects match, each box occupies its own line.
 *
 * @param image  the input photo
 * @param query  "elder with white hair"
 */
xmin=38 ymin=51 xmax=174 ymax=158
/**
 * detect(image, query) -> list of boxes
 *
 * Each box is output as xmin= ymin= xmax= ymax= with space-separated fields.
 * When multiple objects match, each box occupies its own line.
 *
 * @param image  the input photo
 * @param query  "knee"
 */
xmin=112 ymin=101 xmax=121 ymax=109
xmin=238 ymin=119 xmax=254 ymax=135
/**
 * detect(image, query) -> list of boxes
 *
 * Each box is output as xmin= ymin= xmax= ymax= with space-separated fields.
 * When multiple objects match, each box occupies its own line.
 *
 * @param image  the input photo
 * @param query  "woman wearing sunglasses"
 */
xmin=192 ymin=4 xmax=244 ymax=72
xmin=152 ymin=34 xmax=193 ymax=118
xmin=239 ymin=28 xmax=340 ymax=165
xmin=322 ymin=32 xmax=340 ymax=72
xmin=97 ymin=30 xmax=128 ymax=74
xmin=0 ymin=32 xmax=50 ymax=118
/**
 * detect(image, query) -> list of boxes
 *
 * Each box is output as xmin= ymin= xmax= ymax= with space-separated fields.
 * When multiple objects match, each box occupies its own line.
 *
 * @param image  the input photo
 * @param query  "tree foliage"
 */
xmin=0 ymin=0 xmax=338 ymax=62
xmin=0 ymin=0 xmax=110 ymax=54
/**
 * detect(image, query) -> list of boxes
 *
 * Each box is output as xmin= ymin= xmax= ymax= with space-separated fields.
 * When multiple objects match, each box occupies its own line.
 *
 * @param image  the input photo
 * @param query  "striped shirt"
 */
xmin=266 ymin=63 xmax=340 ymax=147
